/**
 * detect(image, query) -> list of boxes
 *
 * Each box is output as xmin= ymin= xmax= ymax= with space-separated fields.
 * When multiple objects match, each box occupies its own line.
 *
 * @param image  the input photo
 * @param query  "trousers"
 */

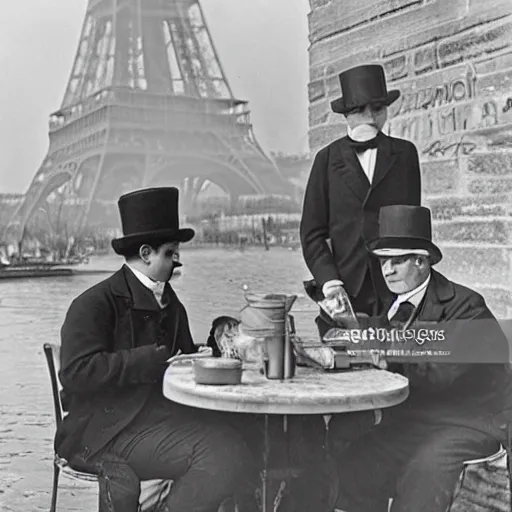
xmin=73 ymin=392 xmax=259 ymax=512
xmin=334 ymin=409 xmax=500 ymax=512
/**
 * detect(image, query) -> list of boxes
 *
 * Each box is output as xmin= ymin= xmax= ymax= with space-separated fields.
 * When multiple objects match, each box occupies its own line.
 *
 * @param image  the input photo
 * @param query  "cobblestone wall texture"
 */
xmin=307 ymin=0 xmax=512 ymax=317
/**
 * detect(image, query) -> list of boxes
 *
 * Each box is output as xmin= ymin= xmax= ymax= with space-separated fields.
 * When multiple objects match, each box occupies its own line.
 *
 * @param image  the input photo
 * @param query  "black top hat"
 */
xmin=111 ymin=187 xmax=195 ymax=256
xmin=367 ymin=205 xmax=442 ymax=265
xmin=331 ymin=64 xmax=400 ymax=115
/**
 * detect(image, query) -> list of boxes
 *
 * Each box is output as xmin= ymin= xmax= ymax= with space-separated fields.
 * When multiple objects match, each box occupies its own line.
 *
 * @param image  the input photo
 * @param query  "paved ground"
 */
xmin=0 ymin=343 xmax=98 ymax=512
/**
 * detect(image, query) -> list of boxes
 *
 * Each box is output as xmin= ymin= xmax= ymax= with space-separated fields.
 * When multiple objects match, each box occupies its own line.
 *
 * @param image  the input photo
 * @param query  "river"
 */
xmin=0 ymin=246 xmax=318 ymax=511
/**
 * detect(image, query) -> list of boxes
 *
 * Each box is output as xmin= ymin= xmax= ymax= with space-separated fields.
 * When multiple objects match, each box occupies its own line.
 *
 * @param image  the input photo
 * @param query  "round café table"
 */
xmin=163 ymin=364 xmax=409 ymax=415
xmin=163 ymin=363 xmax=409 ymax=512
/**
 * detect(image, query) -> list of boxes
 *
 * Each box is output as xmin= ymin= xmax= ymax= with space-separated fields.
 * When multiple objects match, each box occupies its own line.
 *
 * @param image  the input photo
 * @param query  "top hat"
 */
xmin=367 ymin=205 xmax=442 ymax=265
xmin=331 ymin=64 xmax=400 ymax=114
xmin=111 ymin=187 xmax=195 ymax=255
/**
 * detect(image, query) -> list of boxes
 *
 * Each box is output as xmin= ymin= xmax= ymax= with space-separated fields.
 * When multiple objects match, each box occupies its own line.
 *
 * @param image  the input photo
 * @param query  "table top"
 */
xmin=163 ymin=364 xmax=409 ymax=415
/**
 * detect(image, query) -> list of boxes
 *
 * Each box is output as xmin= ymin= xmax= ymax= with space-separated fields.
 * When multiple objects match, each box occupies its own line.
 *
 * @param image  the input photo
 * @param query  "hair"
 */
xmin=122 ymin=236 xmax=178 ymax=261
xmin=206 ymin=316 xmax=240 ymax=357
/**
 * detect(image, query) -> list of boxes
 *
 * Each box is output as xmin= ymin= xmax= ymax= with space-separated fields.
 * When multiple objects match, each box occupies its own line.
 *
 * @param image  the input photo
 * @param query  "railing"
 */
xmin=50 ymin=87 xmax=250 ymax=129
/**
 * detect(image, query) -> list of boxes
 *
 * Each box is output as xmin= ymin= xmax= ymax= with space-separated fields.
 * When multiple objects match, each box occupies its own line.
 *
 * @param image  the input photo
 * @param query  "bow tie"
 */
xmin=347 ymin=136 xmax=379 ymax=153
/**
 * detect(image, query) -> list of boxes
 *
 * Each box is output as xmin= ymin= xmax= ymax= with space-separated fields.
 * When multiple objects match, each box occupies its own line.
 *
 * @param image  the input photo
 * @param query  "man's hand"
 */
xmin=322 ymin=279 xmax=344 ymax=299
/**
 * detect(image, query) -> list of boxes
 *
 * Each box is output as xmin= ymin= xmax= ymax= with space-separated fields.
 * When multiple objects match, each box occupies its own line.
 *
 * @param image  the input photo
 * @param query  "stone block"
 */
xmin=426 ymin=195 xmax=510 ymax=220
xmin=473 ymin=287 xmax=512 ymax=318
xmin=465 ymin=0 xmax=512 ymax=29
xmin=413 ymin=43 xmax=437 ymax=75
xmin=434 ymin=218 xmax=512 ymax=244
xmin=383 ymin=54 xmax=409 ymax=81
xmin=476 ymin=67 xmax=512 ymax=97
xmin=436 ymin=244 xmax=511 ymax=287
xmin=308 ymin=0 xmax=425 ymax=44
xmin=309 ymin=108 xmax=330 ymax=128
xmin=326 ymin=75 xmax=341 ymax=97
xmin=421 ymin=160 xmax=461 ymax=195
xmin=468 ymin=177 xmax=512 ymax=195
xmin=467 ymin=154 xmax=512 ymax=176
xmin=309 ymin=0 xmax=332 ymax=9
xmin=474 ymin=52 xmax=512 ymax=76
xmin=437 ymin=20 xmax=512 ymax=68
xmin=308 ymin=79 xmax=326 ymax=102
xmin=309 ymin=96 xmax=329 ymax=121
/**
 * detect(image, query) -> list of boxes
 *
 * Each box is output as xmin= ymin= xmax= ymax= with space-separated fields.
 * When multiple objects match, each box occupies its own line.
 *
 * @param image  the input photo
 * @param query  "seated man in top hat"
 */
xmin=333 ymin=205 xmax=512 ymax=512
xmin=300 ymin=64 xmax=422 ymax=332
xmin=55 ymin=187 xmax=258 ymax=512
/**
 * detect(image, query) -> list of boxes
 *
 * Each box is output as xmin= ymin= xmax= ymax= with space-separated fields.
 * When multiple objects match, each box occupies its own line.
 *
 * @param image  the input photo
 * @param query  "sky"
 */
xmin=0 ymin=0 xmax=311 ymax=194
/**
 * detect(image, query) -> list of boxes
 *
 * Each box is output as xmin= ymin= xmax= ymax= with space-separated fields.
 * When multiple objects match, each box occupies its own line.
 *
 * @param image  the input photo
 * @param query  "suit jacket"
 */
xmin=55 ymin=265 xmax=197 ymax=463
xmin=300 ymin=133 xmax=421 ymax=299
xmin=384 ymin=270 xmax=512 ymax=434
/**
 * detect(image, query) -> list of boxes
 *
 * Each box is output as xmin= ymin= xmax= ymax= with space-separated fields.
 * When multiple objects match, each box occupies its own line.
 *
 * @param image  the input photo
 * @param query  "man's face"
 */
xmin=146 ymin=241 xmax=180 ymax=282
xmin=378 ymin=254 xmax=427 ymax=294
xmin=345 ymin=103 xmax=388 ymax=131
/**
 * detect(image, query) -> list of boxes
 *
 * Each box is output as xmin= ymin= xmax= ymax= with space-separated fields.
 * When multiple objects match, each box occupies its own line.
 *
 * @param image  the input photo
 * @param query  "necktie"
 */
xmin=347 ymin=136 xmax=379 ymax=153
xmin=389 ymin=301 xmax=415 ymax=329
xmin=152 ymin=282 xmax=167 ymax=308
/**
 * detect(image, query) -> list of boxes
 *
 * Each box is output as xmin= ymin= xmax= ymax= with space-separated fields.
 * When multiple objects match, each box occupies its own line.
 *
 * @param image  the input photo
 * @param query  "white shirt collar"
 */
xmin=387 ymin=273 xmax=431 ymax=320
xmin=397 ymin=273 xmax=431 ymax=308
xmin=126 ymin=264 xmax=161 ymax=292
xmin=347 ymin=123 xmax=379 ymax=142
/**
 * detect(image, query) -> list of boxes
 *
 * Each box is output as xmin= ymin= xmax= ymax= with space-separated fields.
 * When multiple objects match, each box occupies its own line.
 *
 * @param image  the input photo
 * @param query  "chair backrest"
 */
xmin=43 ymin=343 xmax=64 ymax=428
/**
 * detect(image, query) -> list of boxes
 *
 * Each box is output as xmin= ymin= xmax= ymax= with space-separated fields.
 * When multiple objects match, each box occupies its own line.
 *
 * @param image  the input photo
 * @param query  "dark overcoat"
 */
xmin=384 ymin=269 xmax=512 ymax=436
xmin=300 ymin=133 xmax=421 ymax=300
xmin=55 ymin=265 xmax=197 ymax=463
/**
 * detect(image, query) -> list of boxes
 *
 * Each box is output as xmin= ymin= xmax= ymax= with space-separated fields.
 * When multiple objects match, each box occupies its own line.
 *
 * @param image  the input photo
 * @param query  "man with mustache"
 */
xmin=300 ymin=64 xmax=422 ymax=333
xmin=55 ymin=187 xmax=257 ymax=512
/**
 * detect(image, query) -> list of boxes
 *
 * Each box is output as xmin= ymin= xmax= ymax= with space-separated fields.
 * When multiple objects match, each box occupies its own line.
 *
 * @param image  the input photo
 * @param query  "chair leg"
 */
xmin=50 ymin=463 xmax=60 ymax=512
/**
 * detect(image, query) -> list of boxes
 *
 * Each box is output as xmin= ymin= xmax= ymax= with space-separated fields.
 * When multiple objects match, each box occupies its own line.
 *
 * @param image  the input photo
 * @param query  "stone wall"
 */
xmin=307 ymin=0 xmax=512 ymax=317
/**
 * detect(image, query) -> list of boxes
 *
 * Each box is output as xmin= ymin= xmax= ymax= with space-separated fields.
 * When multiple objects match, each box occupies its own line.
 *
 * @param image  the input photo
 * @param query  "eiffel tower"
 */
xmin=3 ymin=0 xmax=291 ymax=248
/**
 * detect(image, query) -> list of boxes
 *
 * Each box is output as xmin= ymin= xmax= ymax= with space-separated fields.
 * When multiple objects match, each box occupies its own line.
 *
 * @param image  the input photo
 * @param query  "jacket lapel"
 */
xmin=333 ymin=138 xmax=370 ymax=202
xmin=110 ymin=265 xmax=161 ymax=312
xmin=369 ymin=133 xmax=400 ymax=192
xmin=416 ymin=270 xmax=455 ymax=322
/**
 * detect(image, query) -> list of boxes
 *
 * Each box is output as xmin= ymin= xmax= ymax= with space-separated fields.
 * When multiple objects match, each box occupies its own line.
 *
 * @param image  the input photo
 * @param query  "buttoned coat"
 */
xmin=55 ymin=265 xmax=197 ymax=463
xmin=384 ymin=269 xmax=512 ymax=437
xmin=300 ymin=133 xmax=421 ymax=300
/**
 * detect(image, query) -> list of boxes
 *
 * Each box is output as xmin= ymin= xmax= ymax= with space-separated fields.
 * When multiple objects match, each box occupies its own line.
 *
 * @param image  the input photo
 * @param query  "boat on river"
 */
xmin=0 ymin=251 xmax=114 ymax=280
xmin=0 ymin=260 xmax=113 ymax=280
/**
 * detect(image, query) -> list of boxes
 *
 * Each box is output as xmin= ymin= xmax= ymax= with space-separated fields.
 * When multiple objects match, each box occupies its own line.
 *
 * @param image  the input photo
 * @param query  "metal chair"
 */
xmin=43 ymin=343 xmax=171 ymax=512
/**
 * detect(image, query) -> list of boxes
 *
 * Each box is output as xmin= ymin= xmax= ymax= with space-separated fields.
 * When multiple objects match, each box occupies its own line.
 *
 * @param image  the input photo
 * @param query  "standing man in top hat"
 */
xmin=300 ymin=64 xmax=422 ymax=331
xmin=333 ymin=204 xmax=511 ymax=512
xmin=56 ymin=187 xmax=257 ymax=512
